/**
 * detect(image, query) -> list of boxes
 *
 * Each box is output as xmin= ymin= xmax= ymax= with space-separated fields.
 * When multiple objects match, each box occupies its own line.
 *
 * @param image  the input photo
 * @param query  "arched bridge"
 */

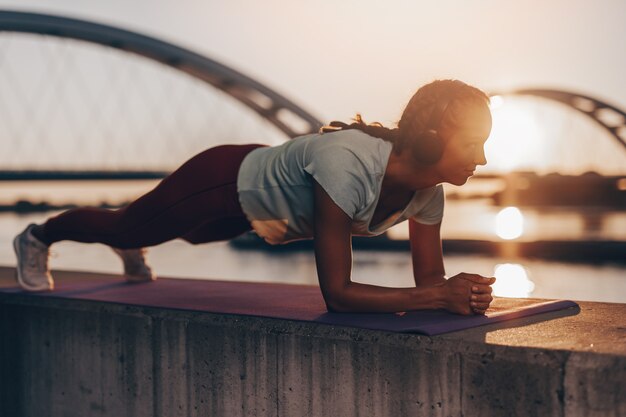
xmin=1 ymin=11 xmax=624 ymax=179
xmin=0 ymin=11 xmax=322 ymax=180
xmin=491 ymin=88 xmax=626 ymax=151
xmin=0 ymin=10 xmax=322 ymax=138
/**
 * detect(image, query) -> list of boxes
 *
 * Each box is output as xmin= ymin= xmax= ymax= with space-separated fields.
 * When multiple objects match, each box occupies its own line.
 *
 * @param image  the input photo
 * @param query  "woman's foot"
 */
xmin=13 ymin=223 xmax=54 ymax=291
xmin=111 ymin=247 xmax=156 ymax=283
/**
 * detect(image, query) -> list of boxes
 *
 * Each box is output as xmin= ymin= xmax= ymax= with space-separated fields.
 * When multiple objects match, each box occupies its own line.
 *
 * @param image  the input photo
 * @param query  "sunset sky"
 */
xmin=2 ymin=0 xmax=625 ymax=173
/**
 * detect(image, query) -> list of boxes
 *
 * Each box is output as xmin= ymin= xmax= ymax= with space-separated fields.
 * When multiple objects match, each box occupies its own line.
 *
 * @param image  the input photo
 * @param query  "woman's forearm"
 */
xmin=323 ymin=281 xmax=446 ymax=313
xmin=414 ymin=273 xmax=446 ymax=287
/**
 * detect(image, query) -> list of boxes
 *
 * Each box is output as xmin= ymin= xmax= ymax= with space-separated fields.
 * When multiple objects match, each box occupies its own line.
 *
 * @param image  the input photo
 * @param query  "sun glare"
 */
xmin=485 ymin=99 xmax=546 ymax=172
xmin=495 ymin=206 xmax=524 ymax=240
xmin=492 ymin=263 xmax=535 ymax=298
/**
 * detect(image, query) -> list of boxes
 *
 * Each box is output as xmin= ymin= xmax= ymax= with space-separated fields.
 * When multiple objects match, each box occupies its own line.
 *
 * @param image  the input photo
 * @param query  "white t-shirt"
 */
xmin=237 ymin=130 xmax=444 ymax=244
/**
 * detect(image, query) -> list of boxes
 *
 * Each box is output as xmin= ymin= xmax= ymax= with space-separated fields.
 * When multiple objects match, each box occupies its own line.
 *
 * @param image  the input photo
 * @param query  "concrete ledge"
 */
xmin=1 ymin=269 xmax=625 ymax=416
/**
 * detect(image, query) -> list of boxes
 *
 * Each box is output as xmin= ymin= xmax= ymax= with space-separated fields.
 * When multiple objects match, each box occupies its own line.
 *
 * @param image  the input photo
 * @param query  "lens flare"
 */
xmin=493 ymin=263 xmax=535 ymax=297
xmin=495 ymin=206 xmax=524 ymax=240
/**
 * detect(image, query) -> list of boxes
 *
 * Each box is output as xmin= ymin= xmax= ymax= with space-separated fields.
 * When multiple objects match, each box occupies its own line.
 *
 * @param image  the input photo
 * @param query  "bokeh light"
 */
xmin=495 ymin=206 xmax=524 ymax=240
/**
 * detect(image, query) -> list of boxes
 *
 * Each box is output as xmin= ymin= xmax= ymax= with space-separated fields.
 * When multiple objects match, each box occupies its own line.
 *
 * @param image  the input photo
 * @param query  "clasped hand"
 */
xmin=442 ymin=273 xmax=495 ymax=315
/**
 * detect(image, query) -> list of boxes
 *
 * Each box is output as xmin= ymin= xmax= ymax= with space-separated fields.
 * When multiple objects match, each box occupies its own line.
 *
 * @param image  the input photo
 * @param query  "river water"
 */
xmin=1 ymin=180 xmax=625 ymax=303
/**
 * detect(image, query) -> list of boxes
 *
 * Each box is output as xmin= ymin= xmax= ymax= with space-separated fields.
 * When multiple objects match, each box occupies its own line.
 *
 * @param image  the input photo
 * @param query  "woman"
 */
xmin=13 ymin=79 xmax=495 ymax=315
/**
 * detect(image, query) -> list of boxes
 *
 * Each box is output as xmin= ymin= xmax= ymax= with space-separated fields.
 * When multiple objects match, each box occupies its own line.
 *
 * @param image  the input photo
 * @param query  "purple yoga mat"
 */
xmin=0 ymin=277 xmax=579 ymax=336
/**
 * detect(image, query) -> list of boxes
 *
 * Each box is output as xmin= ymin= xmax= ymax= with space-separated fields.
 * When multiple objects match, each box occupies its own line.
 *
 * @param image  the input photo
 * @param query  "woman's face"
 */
xmin=435 ymin=102 xmax=492 ymax=186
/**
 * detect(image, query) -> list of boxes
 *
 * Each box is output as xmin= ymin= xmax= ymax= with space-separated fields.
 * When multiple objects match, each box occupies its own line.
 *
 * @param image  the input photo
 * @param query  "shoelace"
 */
xmin=26 ymin=240 xmax=50 ymax=271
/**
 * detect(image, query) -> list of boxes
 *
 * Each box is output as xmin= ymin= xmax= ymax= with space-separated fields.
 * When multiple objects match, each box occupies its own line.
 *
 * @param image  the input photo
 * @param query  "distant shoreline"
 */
xmin=0 ymin=200 xmax=127 ymax=213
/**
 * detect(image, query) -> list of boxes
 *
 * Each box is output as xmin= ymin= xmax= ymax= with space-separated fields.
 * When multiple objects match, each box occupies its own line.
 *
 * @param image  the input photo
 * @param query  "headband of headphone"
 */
xmin=424 ymin=88 xmax=457 ymax=135
xmin=412 ymin=89 xmax=458 ymax=164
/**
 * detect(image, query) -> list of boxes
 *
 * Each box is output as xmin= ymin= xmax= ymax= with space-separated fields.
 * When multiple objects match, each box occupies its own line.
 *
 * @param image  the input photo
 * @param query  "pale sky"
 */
xmin=3 ymin=0 xmax=625 ymax=124
xmin=1 ymin=1 xmax=625 ymax=173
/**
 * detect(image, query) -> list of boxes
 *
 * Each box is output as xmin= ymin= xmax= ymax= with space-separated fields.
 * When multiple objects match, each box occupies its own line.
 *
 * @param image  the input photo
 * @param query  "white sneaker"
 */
xmin=111 ymin=247 xmax=156 ymax=283
xmin=13 ymin=223 xmax=54 ymax=291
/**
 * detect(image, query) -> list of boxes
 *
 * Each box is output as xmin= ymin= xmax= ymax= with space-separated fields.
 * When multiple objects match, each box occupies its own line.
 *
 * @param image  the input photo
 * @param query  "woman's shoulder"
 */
xmin=300 ymin=130 xmax=392 ymax=181
xmin=315 ymin=128 xmax=383 ymax=143
xmin=302 ymin=129 xmax=391 ymax=156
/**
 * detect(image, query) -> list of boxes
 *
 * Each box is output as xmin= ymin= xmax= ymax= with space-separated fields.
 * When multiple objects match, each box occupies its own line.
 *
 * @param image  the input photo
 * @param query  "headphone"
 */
xmin=411 ymin=90 xmax=458 ymax=165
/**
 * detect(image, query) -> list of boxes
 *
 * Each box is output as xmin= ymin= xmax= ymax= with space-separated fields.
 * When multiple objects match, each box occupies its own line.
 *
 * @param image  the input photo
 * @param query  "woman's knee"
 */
xmin=179 ymin=233 xmax=204 ymax=245
xmin=180 ymin=217 xmax=252 ymax=245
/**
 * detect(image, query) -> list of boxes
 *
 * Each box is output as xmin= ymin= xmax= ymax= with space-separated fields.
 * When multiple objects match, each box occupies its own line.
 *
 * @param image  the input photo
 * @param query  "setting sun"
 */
xmin=485 ymin=98 xmax=547 ymax=172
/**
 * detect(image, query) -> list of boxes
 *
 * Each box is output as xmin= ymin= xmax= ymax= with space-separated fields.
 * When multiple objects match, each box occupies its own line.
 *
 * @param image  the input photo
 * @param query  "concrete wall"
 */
xmin=1 ymin=294 xmax=624 ymax=417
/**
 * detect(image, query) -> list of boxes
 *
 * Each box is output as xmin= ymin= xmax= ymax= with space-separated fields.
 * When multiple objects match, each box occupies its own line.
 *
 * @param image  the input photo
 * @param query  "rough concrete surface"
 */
xmin=1 ymin=267 xmax=625 ymax=417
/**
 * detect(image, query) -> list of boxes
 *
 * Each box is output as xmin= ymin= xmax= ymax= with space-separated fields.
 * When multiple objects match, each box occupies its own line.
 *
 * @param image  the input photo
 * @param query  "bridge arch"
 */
xmin=0 ymin=10 xmax=322 ymax=139
xmin=491 ymin=88 xmax=626 ymax=151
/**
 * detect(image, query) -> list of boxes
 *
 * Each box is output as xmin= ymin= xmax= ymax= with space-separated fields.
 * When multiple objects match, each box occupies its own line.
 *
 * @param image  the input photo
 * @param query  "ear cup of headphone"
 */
xmin=414 ymin=129 xmax=444 ymax=164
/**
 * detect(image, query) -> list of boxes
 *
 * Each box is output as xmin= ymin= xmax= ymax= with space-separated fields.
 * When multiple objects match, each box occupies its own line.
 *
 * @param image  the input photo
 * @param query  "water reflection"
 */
xmin=1 ymin=213 xmax=625 ymax=302
xmin=492 ymin=263 xmax=535 ymax=297
xmin=495 ymin=206 xmax=524 ymax=240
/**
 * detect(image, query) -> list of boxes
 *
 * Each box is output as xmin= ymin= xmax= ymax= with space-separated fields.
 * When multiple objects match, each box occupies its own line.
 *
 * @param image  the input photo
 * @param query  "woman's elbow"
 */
xmin=322 ymin=290 xmax=351 ymax=313
xmin=325 ymin=301 xmax=348 ymax=313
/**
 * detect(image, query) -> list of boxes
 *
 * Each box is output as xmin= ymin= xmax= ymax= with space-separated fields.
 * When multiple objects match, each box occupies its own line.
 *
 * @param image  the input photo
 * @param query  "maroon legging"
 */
xmin=43 ymin=144 xmax=266 ymax=249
